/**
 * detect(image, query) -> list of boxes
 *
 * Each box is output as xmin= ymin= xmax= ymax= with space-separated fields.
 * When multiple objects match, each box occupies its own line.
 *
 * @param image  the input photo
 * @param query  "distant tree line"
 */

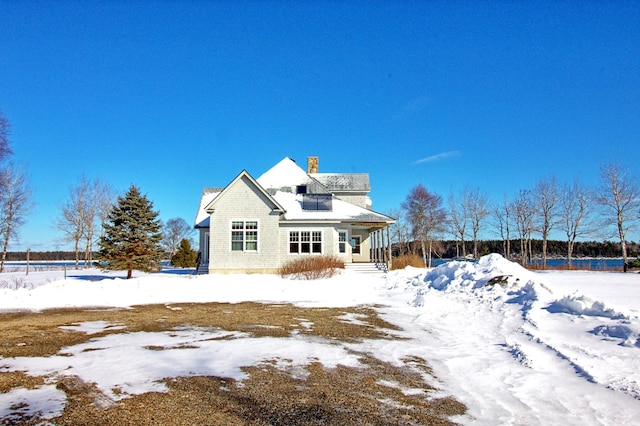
xmin=3 ymin=251 xmax=89 ymax=262
xmin=393 ymin=239 xmax=639 ymax=261
xmin=389 ymin=161 xmax=640 ymax=270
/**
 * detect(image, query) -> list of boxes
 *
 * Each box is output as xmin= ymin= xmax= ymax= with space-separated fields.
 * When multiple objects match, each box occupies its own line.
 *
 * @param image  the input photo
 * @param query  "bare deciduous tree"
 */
xmin=84 ymin=179 xmax=116 ymax=265
xmin=56 ymin=177 xmax=115 ymax=269
xmin=493 ymin=194 xmax=512 ymax=259
xmin=56 ymin=177 xmax=89 ymax=269
xmin=401 ymin=184 xmax=447 ymax=267
xmin=597 ymin=162 xmax=640 ymax=269
xmin=449 ymin=187 xmax=489 ymax=259
xmin=0 ymin=109 xmax=12 ymax=162
xmin=0 ymin=163 xmax=32 ymax=272
xmin=466 ymin=187 xmax=490 ymax=259
xmin=532 ymin=177 xmax=559 ymax=268
xmin=386 ymin=208 xmax=410 ymax=256
xmin=560 ymin=179 xmax=595 ymax=267
xmin=448 ymin=191 xmax=468 ymax=258
xmin=512 ymin=190 xmax=536 ymax=267
xmin=162 ymin=218 xmax=194 ymax=259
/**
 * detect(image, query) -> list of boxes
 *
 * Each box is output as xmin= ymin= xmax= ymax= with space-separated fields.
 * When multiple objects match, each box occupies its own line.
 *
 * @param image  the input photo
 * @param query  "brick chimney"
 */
xmin=307 ymin=156 xmax=318 ymax=174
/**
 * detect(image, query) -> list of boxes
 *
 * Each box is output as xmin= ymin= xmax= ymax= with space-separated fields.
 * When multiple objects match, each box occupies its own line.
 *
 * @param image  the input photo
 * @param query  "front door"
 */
xmin=350 ymin=235 xmax=361 ymax=260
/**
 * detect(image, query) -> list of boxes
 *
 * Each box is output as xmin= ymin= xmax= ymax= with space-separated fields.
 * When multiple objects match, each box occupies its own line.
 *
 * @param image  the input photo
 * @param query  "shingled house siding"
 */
xmin=208 ymin=175 xmax=281 ymax=274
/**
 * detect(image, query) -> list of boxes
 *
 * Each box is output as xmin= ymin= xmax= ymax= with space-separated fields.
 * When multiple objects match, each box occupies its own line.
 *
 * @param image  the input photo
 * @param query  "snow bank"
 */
xmin=407 ymin=253 xmax=550 ymax=309
xmin=2 ymin=254 xmax=640 ymax=424
xmin=548 ymin=293 xmax=628 ymax=319
xmin=0 ymin=270 xmax=385 ymax=311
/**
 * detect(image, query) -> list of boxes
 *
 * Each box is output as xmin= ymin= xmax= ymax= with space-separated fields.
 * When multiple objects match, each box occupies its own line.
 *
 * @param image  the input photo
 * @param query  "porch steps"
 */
xmin=344 ymin=262 xmax=387 ymax=275
xmin=196 ymin=263 xmax=209 ymax=275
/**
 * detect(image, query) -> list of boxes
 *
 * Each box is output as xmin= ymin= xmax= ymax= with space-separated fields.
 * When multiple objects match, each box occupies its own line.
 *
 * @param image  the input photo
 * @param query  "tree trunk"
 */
xmin=0 ymin=235 xmax=8 ymax=273
xmin=1 ymin=221 xmax=12 ymax=273
xmin=74 ymin=238 xmax=80 ymax=270
xmin=473 ymin=238 xmax=478 ymax=260
xmin=567 ymin=240 xmax=574 ymax=268
xmin=127 ymin=269 xmax=133 ymax=279
xmin=618 ymin=213 xmax=628 ymax=266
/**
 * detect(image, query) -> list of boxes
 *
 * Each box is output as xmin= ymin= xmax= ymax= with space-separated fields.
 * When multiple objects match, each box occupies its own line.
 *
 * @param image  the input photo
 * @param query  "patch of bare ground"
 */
xmin=0 ymin=302 xmax=466 ymax=425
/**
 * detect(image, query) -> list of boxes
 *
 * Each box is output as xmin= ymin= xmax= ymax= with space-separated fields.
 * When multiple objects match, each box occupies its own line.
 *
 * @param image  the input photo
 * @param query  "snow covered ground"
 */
xmin=1 ymin=255 xmax=640 ymax=425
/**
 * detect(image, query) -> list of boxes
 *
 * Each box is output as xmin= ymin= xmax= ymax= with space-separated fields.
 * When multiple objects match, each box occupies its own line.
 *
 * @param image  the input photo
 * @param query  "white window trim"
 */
xmin=288 ymin=229 xmax=323 ymax=255
xmin=230 ymin=219 xmax=259 ymax=252
xmin=338 ymin=230 xmax=348 ymax=254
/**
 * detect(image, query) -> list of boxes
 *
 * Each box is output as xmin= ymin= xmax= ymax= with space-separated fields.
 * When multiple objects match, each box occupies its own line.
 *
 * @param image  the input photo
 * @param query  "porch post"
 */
xmin=380 ymin=229 xmax=385 ymax=264
xmin=373 ymin=229 xmax=378 ymax=263
xmin=386 ymin=225 xmax=392 ymax=271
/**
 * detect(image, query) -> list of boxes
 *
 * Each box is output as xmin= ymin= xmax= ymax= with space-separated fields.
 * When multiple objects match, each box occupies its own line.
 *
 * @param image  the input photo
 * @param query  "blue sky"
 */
xmin=1 ymin=1 xmax=639 ymax=251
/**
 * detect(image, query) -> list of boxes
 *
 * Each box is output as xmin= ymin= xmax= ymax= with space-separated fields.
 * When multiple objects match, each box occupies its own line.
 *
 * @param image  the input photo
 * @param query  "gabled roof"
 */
xmin=257 ymin=157 xmax=371 ymax=195
xmin=194 ymin=170 xmax=285 ymax=229
xmin=256 ymin=157 xmax=330 ymax=194
xmin=195 ymin=157 xmax=394 ymax=228
xmin=256 ymin=157 xmax=313 ymax=189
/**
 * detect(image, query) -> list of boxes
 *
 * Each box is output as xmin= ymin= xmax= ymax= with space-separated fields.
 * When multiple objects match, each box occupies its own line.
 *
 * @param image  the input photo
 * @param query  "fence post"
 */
xmin=26 ymin=248 xmax=30 ymax=276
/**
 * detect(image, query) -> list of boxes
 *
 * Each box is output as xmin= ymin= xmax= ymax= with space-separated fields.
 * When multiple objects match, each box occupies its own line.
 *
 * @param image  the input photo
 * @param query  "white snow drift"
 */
xmin=1 ymin=254 xmax=640 ymax=425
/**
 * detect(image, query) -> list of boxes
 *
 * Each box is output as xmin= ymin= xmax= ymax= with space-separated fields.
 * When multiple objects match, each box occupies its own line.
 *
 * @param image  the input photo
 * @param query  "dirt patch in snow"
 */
xmin=0 ymin=302 xmax=465 ymax=425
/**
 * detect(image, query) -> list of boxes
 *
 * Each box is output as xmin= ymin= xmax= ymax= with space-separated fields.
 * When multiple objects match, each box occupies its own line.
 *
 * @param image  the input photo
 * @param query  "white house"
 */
xmin=194 ymin=156 xmax=395 ymax=274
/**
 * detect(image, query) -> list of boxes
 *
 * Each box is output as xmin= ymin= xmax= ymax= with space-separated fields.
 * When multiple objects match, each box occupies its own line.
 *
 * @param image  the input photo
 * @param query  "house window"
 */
xmin=312 ymin=231 xmax=322 ymax=253
xmin=289 ymin=230 xmax=322 ymax=254
xmin=338 ymin=231 xmax=347 ymax=253
xmin=296 ymin=185 xmax=307 ymax=194
xmin=231 ymin=221 xmax=258 ymax=252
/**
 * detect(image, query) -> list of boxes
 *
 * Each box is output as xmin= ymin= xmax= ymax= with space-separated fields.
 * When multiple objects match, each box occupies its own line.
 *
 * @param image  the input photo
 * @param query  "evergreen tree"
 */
xmin=171 ymin=238 xmax=197 ymax=268
xmin=98 ymin=185 xmax=163 ymax=279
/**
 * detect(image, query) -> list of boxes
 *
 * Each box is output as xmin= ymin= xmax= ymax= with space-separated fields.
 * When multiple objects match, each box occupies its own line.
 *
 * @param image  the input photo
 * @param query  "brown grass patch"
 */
xmin=0 ymin=303 xmax=465 ymax=425
xmin=391 ymin=254 xmax=425 ymax=270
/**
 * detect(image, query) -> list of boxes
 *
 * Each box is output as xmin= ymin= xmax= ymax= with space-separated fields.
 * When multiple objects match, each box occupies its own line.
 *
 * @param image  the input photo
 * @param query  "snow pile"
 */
xmin=426 ymin=254 xmax=534 ymax=289
xmin=408 ymin=253 xmax=549 ymax=309
xmin=548 ymin=293 xmax=628 ymax=319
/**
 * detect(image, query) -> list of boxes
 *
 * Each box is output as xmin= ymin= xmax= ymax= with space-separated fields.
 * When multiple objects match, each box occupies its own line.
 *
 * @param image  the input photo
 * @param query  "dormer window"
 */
xmin=296 ymin=185 xmax=307 ymax=194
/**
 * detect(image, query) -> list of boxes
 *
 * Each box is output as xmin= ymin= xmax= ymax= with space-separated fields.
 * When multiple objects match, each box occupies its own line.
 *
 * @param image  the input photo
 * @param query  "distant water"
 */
xmin=528 ymin=258 xmax=624 ymax=270
xmin=4 ymin=261 xmax=83 ymax=268
xmin=430 ymin=258 xmax=624 ymax=270
xmin=4 ymin=260 xmax=173 ymax=269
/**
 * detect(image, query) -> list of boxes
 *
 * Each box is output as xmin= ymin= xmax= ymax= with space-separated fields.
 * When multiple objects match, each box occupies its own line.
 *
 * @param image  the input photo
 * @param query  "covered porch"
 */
xmin=352 ymin=222 xmax=394 ymax=271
